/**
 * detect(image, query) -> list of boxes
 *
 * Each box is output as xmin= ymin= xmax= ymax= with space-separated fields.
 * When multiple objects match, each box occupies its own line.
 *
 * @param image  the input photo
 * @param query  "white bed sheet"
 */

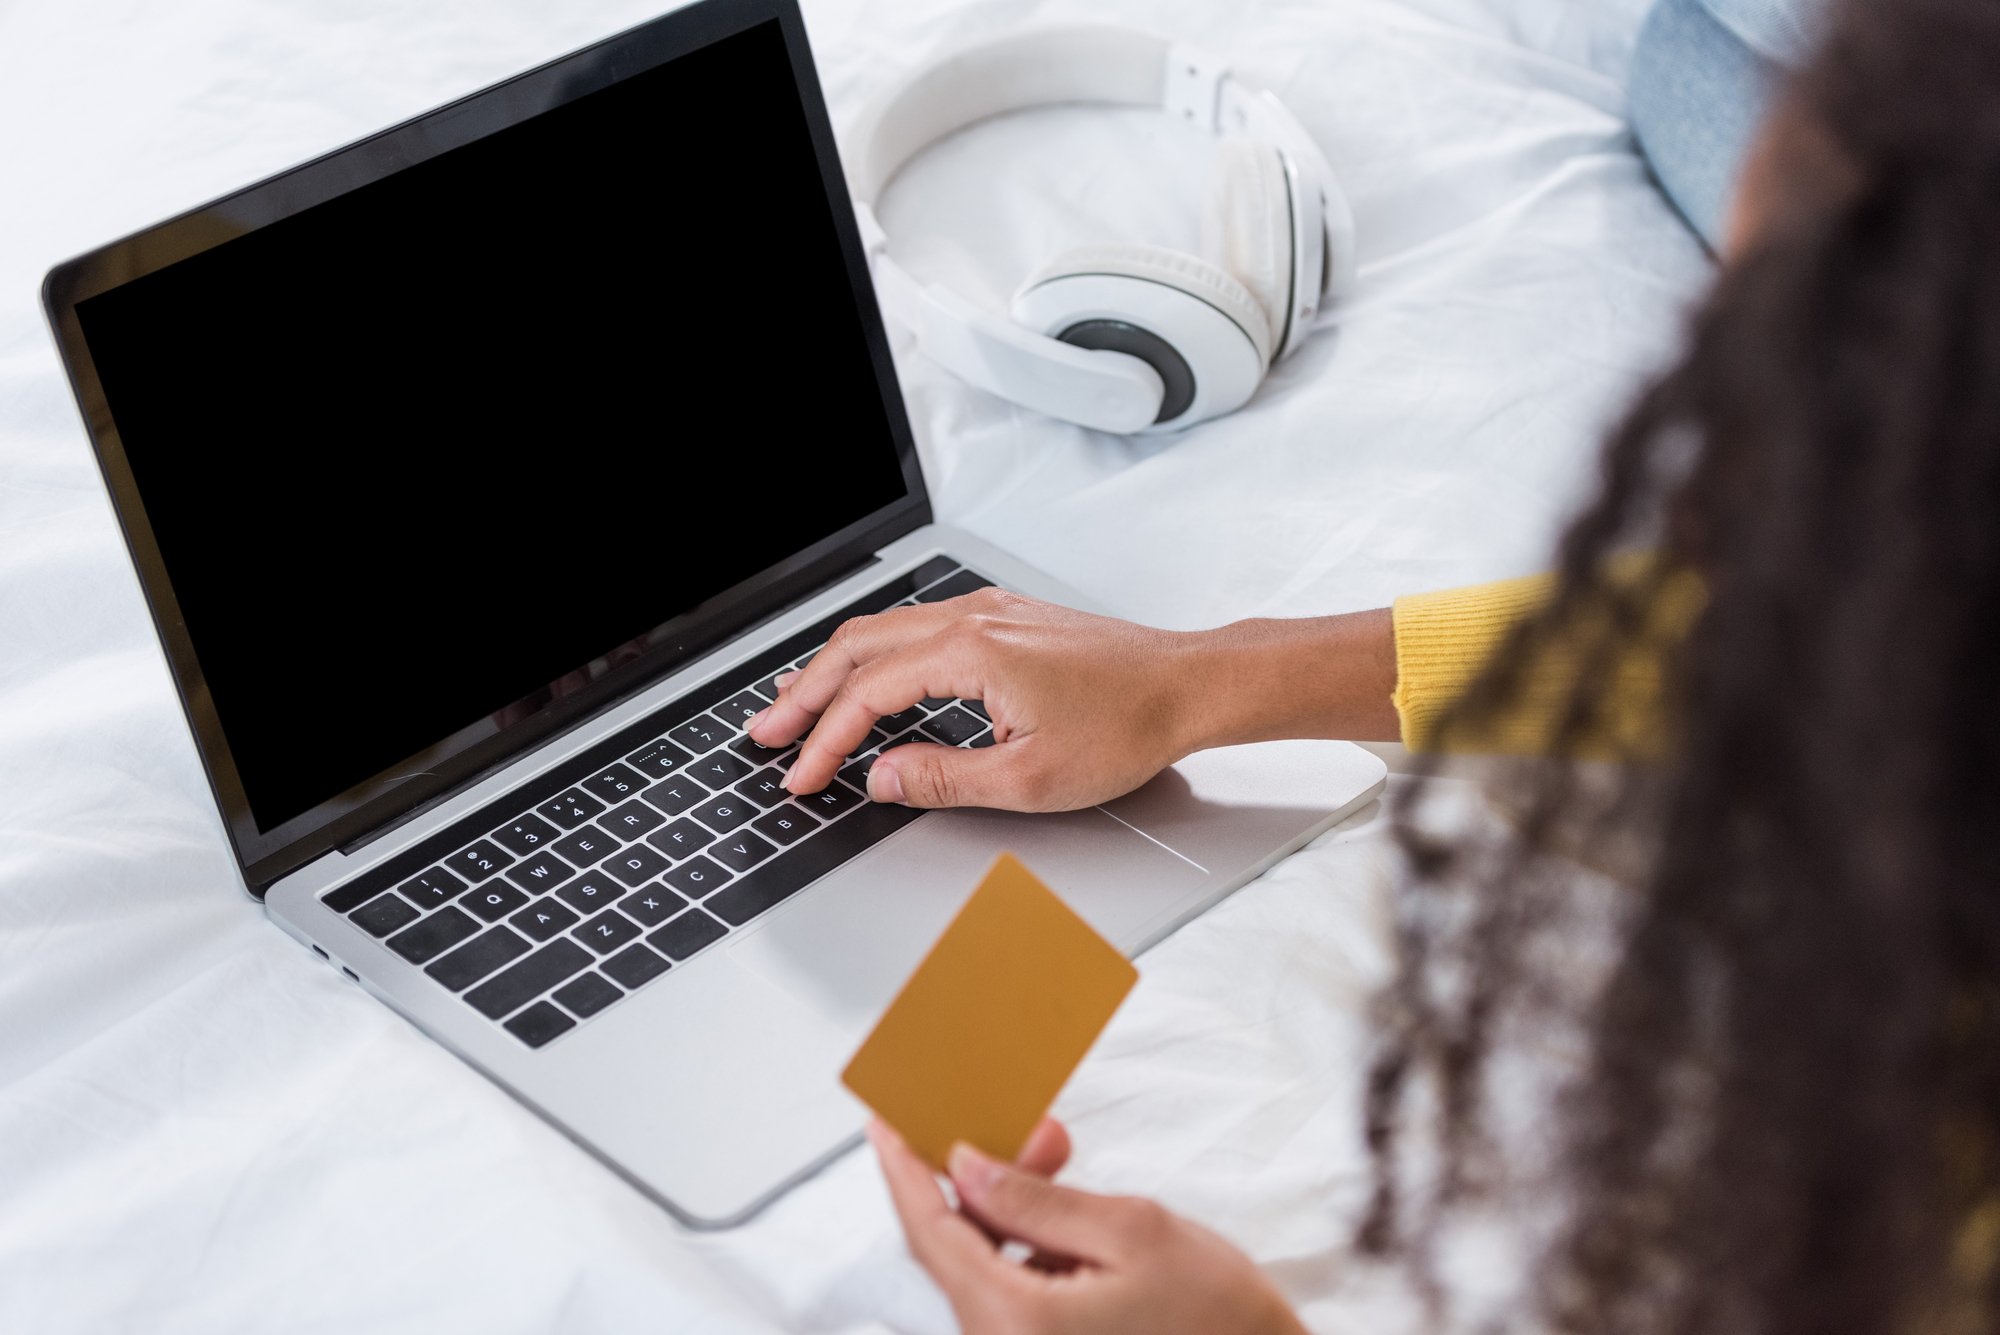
xmin=0 ymin=0 xmax=1707 ymax=1329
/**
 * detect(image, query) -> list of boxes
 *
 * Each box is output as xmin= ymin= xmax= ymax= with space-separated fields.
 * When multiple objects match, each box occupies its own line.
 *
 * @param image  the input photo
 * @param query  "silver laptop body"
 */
xmin=43 ymin=0 xmax=1385 ymax=1227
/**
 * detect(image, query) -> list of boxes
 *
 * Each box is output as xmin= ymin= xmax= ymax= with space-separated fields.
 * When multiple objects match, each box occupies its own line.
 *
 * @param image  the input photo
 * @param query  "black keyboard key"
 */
xmin=922 ymin=705 xmax=989 ymax=746
xmin=556 ymin=873 xmax=627 ymax=913
xmin=710 ymin=830 xmax=777 ymax=874
xmin=398 ymin=866 xmax=468 ymax=911
xmin=466 ymin=939 xmax=592 ymax=1020
xmin=619 ymin=885 xmax=689 ymax=928
xmin=915 ymin=569 xmax=992 ymax=603
xmin=553 ymin=823 xmax=624 ymax=867
xmin=907 ymin=555 xmax=959 ymax=589
xmin=878 ymin=705 xmax=926 ymax=733
xmin=602 ymin=944 xmax=671 ymax=990
xmin=693 ymin=751 xmax=755 ymax=789
xmin=841 ymin=732 xmax=924 ymax=790
xmin=641 ymin=773 xmax=710 ymax=817
xmin=647 ymin=909 xmax=729 ymax=961
xmin=795 ymin=781 xmax=863 ymax=820
xmin=599 ymin=799 xmax=666 ymax=839
xmin=572 ymin=908 xmax=643 ymax=955
xmin=603 ymin=844 xmax=671 ymax=887
xmin=749 ymin=671 xmax=786 ymax=702
xmin=918 ymin=696 xmax=953 ymax=712
xmin=492 ymin=813 xmax=560 ymax=856
xmin=963 ymin=699 xmax=989 ymax=721
xmin=729 ymin=735 xmax=795 ymax=768
xmin=351 ymin=892 xmax=420 ymax=938
xmin=753 ymin=805 xmax=819 ymax=846
xmin=837 ymin=755 xmax=877 ymax=795
xmin=504 ymin=850 xmax=576 ymax=895
xmin=426 ymin=925 xmax=532 ymax=992
xmin=509 ymin=897 xmax=580 ymax=942
xmin=714 ymin=689 xmax=769 ymax=726
xmin=647 ymin=817 xmax=715 ymax=859
xmin=584 ymin=762 xmax=650 ymax=805
xmin=538 ymin=789 xmax=606 ymax=829
xmin=691 ymin=793 xmax=756 ymax=834
xmin=968 ymin=730 xmax=997 ymax=748
xmin=553 ymin=972 xmax=622 ymax=1019
xmin=734 ymin=769 xmax=791 ymax=808
xmin=626 ymin=737 xmax=694 ymax=781
xmin=386 ymin=906 xmax=479 ymax=964
xmin=503 ymin=1001 xmax=575 ymax=1048
xmin=670 ymin=714 xmax=731 ymax=753
xmin=322 ymin=880 xmax=381 ymax=914
xmin=663 ymin=855 xmax=729 ymax=899
xmin=447 ymin=839 xmax=514 ymax=883
xmin=706 ymin=802 xmax=925 ymax=926
xmin=465 ymin=881 xmax=529 ymax=922
xmin=840 ymin=734 xmax=916 ymax=793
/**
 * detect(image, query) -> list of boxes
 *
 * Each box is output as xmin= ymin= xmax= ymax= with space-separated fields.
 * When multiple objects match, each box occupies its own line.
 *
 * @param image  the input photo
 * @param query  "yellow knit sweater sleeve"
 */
xmin=1390 ymin=562 xmax=1702 ymax=757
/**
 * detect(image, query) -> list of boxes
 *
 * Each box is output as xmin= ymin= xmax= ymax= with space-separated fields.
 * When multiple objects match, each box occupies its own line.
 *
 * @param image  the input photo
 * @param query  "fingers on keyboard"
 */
xmin=323 ymin=565 xmax=987 ymax=1046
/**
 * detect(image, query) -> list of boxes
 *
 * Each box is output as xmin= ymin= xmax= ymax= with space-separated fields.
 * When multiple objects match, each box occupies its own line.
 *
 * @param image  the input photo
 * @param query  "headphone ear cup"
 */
xmin=1011 ymin=241 xmax=1273 ymax=430
xmin=1201 ymin=136 xmax=1295 ymax=354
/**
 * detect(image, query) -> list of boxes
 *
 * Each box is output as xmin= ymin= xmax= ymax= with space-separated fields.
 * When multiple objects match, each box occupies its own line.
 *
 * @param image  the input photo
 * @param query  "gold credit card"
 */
xmin=840 ymin=852 xmax=1139 ymax=1171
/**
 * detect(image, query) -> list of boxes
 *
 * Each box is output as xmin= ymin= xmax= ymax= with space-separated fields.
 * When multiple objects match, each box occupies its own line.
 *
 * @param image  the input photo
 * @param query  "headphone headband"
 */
xmin=850 ymin=28 xmax=1204 ymax=203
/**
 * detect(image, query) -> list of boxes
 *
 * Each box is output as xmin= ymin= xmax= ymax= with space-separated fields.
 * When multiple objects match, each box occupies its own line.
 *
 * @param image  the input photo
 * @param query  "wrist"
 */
xmin=1169 ymin=620 xmax=1301 ymax=754
xmin=1167 ymin=610 xmax=1400 ymax=754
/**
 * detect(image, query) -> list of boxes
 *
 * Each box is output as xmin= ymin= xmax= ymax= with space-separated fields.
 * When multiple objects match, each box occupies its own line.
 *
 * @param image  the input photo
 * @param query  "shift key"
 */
xmin=465 ymin=939 xmax=593 ymax=1020
xmin=425 ymin=925 xmax=531 ymax=992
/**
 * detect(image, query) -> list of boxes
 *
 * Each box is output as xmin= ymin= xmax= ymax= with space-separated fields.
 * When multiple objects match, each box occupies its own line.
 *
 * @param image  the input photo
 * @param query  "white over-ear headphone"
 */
xmin=846 ymin=26 xmax=1356 ymax=435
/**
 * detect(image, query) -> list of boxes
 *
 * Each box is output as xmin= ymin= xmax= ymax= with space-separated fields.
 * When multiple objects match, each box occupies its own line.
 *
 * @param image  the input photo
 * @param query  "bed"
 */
xmin=0 ymin=0 xmax=1707 ymax=1328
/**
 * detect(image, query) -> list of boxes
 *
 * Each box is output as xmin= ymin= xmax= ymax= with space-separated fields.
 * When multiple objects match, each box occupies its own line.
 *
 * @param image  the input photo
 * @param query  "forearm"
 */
xmin=1173 ymin=610 xmax=1400 ymax=751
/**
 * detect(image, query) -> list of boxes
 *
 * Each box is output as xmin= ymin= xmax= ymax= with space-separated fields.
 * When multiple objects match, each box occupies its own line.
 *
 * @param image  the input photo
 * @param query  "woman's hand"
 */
xmin=744 ymin=588 xmax=1397 ymax=812
xmin=870 ymin=1120 xmax=1307 ymax=1335
xmin=750 ymin=591 xmax=1204 ymax=810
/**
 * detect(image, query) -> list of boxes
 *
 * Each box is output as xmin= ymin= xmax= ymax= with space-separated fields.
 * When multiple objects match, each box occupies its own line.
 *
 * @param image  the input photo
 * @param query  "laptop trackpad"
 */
xmin=728 ymin=806 xmax=1203 ymax=1030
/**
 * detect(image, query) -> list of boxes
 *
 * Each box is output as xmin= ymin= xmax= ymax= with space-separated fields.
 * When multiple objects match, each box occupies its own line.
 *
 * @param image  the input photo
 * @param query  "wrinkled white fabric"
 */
xmin=0 ymin=0 xmax=1706 ymax=1330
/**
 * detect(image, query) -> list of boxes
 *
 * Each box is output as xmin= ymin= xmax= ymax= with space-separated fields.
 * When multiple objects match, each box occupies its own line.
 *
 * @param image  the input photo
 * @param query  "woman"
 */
xmin=747 ymin=0 xmax=2000 ymax=1327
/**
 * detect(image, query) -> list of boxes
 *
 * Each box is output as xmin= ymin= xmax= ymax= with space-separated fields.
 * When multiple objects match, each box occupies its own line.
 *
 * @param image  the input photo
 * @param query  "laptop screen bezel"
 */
xmin=40 ymin=0 xmax=931 ymax=897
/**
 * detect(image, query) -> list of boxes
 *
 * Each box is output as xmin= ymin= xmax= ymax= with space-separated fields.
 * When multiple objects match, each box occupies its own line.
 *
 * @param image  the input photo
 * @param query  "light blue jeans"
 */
xmin=1628 ymin=0 xmax=1824 ymax=249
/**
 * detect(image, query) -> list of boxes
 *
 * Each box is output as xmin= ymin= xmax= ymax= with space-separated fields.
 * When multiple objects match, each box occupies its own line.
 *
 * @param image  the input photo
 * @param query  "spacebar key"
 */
xmin=705 ymin=801 xmax=924 ymax=926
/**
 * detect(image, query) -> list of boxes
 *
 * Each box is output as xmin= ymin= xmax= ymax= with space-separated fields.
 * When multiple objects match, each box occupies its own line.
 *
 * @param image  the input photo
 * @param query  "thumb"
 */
xmin=947 ymin=1143 xmax=1151 ymax=1263
xmin=867 ymin=741 xmax=1039 ymax=811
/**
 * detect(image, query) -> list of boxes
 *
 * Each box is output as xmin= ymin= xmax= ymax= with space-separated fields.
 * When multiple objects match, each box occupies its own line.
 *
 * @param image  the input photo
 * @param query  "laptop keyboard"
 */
xmin=316 ymin=556 xmax=994 ymax=1047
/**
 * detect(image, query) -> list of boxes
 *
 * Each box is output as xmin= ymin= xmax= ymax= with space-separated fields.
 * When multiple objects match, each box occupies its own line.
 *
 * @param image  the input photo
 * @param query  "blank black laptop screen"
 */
xmin=73 ymin=18 xmax=910 ymax=835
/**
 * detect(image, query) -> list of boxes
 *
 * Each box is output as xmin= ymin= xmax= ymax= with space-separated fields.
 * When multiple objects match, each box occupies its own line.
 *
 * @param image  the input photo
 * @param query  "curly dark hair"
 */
xmin=1360 ymin=1 xmax=2000 ymax=1331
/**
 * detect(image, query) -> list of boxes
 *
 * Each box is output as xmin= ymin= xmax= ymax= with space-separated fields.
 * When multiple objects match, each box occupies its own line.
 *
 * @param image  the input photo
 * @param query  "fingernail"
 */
xmin=775 ymin=670 xmax=800 ymax=689
xmin=948 ymin=1143 xmax=1004 ymax=1203
xmin=782 ymin=769 xmax=802 ymax=792
xmin=868 ymin=761 xmax=906 ymax=804
xmin=744 ymin=707 xmax=769 ymax=734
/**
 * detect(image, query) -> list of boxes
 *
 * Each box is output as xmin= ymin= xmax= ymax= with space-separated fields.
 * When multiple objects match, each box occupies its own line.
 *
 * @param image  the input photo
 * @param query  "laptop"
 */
xmin=40 ymin=0 xmax=1386 ymax=1227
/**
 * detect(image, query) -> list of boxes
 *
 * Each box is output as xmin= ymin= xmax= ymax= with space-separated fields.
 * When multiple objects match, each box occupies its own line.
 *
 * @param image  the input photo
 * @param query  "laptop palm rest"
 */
xmin=728 ymin=806 xmax=1204 ymax=1029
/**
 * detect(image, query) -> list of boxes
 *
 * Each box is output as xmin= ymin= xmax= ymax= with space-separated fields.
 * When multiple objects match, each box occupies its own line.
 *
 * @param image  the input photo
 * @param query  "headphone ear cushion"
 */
xmin=1201 ymin=136 xmax=1294 ymax=349
xmin=1008 ymin=239 xmax=1272 ymax=427
xmin=1016 ymin=242 xmax=1275 ymax=364
xmin=1010 ymin=242 xmax=1274 ymax=428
